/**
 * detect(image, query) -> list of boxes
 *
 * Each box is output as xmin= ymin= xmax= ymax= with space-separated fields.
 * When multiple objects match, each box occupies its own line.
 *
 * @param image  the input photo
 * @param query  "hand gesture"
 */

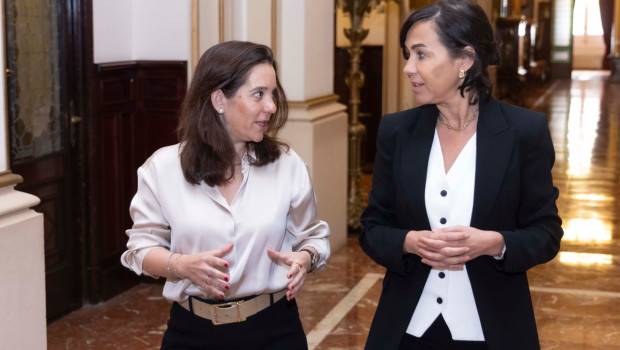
xmin=176 ymin=243 xmax=233 ymax=299
xmin=405 ymin=226 xmax=505 ymax=270
xmin=267 ymin=248 xmax=310 ymax=301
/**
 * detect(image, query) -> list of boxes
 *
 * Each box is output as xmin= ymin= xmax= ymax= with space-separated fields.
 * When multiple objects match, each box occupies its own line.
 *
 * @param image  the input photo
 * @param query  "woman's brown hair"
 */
xmin=177 ymin=41 xmax=288 ymax=186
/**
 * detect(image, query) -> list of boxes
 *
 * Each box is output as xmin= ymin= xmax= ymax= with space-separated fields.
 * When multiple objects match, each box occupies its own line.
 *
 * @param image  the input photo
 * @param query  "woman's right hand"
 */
xmin=175 ymin=243 xmax=233 ymax=299
xmin=404 ymin=230 xmax=470 ymax=270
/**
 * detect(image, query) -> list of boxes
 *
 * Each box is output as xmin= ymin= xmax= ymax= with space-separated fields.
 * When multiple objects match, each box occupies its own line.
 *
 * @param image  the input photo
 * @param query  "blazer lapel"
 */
xmin=399 ymin=106 xmax=437 ymax=230
xmin=471 ymin=99 xmax=516 ymax=228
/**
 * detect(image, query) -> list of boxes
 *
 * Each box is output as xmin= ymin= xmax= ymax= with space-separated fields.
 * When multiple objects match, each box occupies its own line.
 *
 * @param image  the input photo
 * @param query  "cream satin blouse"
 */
xmin=121 ymin=144 xmax=330 ymax=302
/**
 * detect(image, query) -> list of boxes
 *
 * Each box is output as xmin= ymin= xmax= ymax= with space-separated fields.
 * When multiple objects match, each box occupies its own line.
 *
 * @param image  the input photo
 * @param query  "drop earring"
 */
xmin=458 ymin=69 xmax=465 ymax=79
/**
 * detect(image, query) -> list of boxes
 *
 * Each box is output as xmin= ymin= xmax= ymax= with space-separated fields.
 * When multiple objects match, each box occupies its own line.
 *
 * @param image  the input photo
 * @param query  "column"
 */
xmin=0 ymin=3 xmax=46 ymax=349
xmin=277 ymin=0 xmax=348 ymax=251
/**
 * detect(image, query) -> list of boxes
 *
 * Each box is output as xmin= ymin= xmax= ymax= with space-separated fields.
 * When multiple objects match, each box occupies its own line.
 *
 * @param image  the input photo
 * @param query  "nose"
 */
xmin=265 ymin=96 xmax=277 ymax=114
xmin=403 ymin=57 xmax=416 ymax=76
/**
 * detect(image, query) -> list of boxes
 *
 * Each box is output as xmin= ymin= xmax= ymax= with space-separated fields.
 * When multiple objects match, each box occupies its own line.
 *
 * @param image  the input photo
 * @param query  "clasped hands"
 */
xmin=175 ymin=243 xmax=310 ymax=301
xmin=404 ymin=225 xmax=504 ymax=270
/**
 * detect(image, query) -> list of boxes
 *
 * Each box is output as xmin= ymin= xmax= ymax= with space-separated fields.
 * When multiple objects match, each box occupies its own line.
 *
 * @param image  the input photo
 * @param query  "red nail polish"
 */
xmin=291 ymin=285 xmax=295 ymax=289
xmin=224 ymin=263 xmax=229 ymax=268
xmin=224 ymin=276 xmax=229 ymax=282
xmin=287 ymin=274 xmax=291 ymax=279
xmin=225 ymin=285 xmax=229 ymax=290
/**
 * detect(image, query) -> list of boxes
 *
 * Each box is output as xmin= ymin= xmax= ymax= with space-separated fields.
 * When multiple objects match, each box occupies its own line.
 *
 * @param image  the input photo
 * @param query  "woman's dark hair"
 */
xmin=399 ymin=0 xmax=500 ymax=104
xmin=177 ymin=41 xmax=288 ymax=186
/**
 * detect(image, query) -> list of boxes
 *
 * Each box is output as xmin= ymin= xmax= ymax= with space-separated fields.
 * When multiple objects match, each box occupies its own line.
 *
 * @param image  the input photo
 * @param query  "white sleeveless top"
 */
xmin=405 ymin=130 xmax=485 ymax=341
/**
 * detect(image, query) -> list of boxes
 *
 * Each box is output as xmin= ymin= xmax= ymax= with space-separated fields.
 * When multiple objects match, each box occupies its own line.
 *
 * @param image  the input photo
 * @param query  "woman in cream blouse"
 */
xmin=121 ymin=41 xmax=329 ymax=349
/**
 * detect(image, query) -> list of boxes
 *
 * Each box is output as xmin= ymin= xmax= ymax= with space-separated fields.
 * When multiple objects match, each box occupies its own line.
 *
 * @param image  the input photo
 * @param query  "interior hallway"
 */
xmin=47 ymin=71 xmax=620 ymax=350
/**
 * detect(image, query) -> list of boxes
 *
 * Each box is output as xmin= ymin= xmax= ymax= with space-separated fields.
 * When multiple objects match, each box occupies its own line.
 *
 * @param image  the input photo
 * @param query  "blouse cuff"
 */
xmin=493 ymin=244 xmax=507 ymax=260
xmin=121 ymin=246 xmax=159 ymax=278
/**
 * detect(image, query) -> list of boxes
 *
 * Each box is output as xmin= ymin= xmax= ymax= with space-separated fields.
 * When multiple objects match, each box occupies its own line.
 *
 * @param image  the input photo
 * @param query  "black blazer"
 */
xmin=360 ymin=98 xmax=563 ymax=350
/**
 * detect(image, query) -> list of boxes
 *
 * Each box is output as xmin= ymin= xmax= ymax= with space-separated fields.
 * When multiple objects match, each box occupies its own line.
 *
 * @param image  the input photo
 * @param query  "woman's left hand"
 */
xmin=419 ymin=226 xmax=505 ymax=267
xmin=267 ymin=249 xmax=311 ymax=301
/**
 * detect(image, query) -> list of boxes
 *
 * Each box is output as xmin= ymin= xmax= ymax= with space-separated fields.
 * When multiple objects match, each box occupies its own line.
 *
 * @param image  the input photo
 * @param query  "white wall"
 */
xmin=92 ymin=0 xmax=133 ymax=63
xmin=229 ymin=0 xmax=272 ymax=46
xmin=133 ymin=0 xmax=191 ymax=61
xmin=198 ymin=0 xmax=220 ymax=58
xmin=279 ymin=0 xmax=334 ymax=101
xmin=93 ymin=0 xmax=191 ymax=64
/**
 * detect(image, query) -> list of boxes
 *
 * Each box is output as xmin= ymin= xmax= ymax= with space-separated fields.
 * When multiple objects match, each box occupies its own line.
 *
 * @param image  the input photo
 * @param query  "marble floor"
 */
xmin=47 ymin=71 xmax=620 ymax=349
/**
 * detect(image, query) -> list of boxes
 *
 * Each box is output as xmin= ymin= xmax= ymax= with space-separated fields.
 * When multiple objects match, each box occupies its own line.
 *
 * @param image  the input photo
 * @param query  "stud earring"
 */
xmin=458 ymin=69 xmax=465 ymax=79
xmin=219 ymin=109 xmax=223 ymax=115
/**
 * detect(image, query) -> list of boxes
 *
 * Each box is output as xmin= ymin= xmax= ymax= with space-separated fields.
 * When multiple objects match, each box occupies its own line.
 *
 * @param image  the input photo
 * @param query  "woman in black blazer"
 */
xmin=359 ymin=1 xmax=563 ymax=349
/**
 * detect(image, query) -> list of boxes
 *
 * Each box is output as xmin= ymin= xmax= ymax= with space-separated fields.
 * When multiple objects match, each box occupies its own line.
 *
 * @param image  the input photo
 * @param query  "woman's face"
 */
xmin=220 ymin=63 xmax=278 ymax=148
xmin=403 ymin=20 xmax=464 ymax=106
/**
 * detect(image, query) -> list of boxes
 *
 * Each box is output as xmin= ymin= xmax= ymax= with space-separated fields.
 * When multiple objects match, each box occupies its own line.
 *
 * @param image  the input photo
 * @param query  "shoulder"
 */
xmin=492 ymin=99 xmax=547 ymax=127
xmin=485 ymin=98 xmax=549 ymax=140
xmin=279 ymin=147 xmax=307 ymax=169
xmin=141 ymin=144 xmax=182 ymax=171
xmin=379 ymin=104 xmax=431 ymax=136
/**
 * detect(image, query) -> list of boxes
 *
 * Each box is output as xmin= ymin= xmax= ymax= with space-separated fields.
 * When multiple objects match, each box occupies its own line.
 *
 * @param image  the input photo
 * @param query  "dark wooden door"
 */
xmin=87 ymin=61 xmax=187 ymax=302
xmin=5 ymin=0 xmax=86 ymax=321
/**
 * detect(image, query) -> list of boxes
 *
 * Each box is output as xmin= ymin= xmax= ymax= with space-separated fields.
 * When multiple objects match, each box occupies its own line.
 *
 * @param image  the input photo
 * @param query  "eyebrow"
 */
xmin=249 ymin=86 xmax=277 ymax=95
xmin=410 ymin=43 xmax=427 ymax=50
xmin=250 ymin=86 xmax=269 ymax=92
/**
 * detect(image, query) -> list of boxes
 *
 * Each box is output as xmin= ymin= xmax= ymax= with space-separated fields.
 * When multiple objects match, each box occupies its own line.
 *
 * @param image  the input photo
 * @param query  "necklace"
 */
xmin=437 ymin=105 xmax=479 ymax=131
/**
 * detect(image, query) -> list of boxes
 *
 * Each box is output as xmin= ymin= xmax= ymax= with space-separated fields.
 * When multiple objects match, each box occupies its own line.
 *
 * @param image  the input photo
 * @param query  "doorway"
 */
xmin=5 ymin=0 xmax=87 ymax=321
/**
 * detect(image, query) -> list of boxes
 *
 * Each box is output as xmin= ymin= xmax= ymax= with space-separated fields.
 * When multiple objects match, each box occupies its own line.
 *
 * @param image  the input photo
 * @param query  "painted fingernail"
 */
xmin=224 ymin=263 xmax=229 ymax=268
xmin=224 ymin=276 xmax=229 ymax=282
xmin=287 ymin=274 xmax=292 ymax=279
xmin=225 ymin=285 xmax=229 ymax=290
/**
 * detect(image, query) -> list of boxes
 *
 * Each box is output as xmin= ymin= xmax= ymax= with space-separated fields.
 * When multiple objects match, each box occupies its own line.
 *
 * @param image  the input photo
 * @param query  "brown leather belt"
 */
xmin=179 ymin=289 xmax=287 ymax=325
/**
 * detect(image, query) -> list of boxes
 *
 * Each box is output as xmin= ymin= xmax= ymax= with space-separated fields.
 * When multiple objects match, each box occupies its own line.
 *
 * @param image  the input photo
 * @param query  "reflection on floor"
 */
xmin=47 ymin=71 xmax=620 ymax=349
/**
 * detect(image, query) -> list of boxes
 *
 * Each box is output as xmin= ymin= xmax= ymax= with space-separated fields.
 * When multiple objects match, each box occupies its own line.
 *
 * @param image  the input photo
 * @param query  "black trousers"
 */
xmin=161 ymin=296 xmax=307 ymax=350
xmin=398 ymin=315 xmax=487 ymax=350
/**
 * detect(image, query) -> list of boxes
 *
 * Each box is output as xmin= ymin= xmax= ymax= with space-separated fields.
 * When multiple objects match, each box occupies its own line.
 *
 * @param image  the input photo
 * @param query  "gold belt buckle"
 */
xmin=212 ymin=300 xmax=246 ymax=325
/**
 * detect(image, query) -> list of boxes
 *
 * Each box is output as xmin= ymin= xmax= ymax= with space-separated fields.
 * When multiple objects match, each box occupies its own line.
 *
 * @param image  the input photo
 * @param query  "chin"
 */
xmin=251 ymin=135 xmax=265 ymax=143
xmin=414 ymin=95 xmax=434 ymax=106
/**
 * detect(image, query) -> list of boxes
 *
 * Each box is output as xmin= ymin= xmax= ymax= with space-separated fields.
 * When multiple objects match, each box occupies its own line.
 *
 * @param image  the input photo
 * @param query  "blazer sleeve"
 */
xmin=359 ymin=114 xmax=411 ymax=275
xmin=499 ymin=114 xmax=563 ymax=272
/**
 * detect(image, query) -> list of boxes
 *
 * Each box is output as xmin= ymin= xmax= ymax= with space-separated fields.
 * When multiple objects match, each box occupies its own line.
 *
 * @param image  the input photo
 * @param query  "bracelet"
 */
xmin=165 ymin=252 xmax=175 ymax=278
xmin=299 ymin=248 xmax=317 ymax=273
xmin=173 ymin=254 xmax=183 ymax=279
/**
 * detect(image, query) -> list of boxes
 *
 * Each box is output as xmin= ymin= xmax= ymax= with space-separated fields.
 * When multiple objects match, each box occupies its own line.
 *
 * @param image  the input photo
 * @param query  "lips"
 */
xmin=256 ymin=120 xmax=269 ymax=128
xmin=411 ymin=81 xmax=424 ymax=92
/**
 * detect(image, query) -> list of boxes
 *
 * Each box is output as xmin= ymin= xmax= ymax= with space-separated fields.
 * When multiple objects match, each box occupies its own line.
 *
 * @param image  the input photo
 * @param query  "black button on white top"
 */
xmin=438 ymin=272 xmax=445 ymax=279
xmin=440 ymin=218 xmax=447 ymax=225
xmin=437 ymin=297 xmax=443 ymax=304
xmin=440 ymin=190 xmax=447 ymax=197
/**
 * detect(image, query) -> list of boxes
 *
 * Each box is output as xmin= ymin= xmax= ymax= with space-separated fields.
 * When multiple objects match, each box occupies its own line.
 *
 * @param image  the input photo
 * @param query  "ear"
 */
xmin=460 ymin=46 xmax=476 ymax=72
xmin=210 ymin=90 xmax=225 ymax=112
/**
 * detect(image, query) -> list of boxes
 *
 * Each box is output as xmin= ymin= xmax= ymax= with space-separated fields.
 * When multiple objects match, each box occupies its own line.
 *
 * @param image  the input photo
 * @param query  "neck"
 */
xmin=437 ymin=104 xmax=479 ymax=132
xmin=234 ymin=142 xmax=247 ymax=161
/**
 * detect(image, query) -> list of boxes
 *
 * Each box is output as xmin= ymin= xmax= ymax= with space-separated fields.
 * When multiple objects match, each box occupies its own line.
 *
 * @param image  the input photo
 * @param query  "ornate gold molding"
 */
xmin=190 ymin=0 xmax=199 ymax=74
xmin=219 ymin=0 xmax=225 ymax=42
xmin=0 ymin=172 xmax=23 ymax=188
xmin=287 ymin=94 xmax=340 ymax=109
xmin=271 ymin=0 xmax=277 ymax=57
